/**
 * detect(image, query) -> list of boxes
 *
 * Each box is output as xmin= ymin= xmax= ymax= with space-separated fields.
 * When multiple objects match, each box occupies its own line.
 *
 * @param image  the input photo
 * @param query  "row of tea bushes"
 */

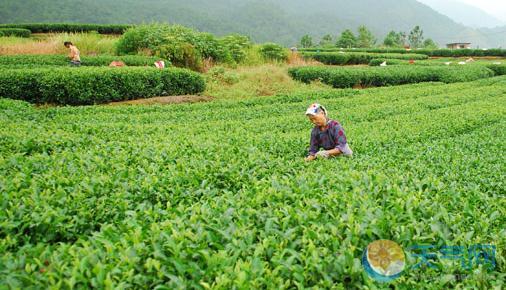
xmin=300 ymin=47 xmax=506 ymax=57
xmin=0 ymin=28 xmax=32 ymax=37
xmin=0 ymin=23 xmax=131 ymax=34
xmin=0 ymin=55 xmax=169 ymax=67
xmin=0 ymin=67 xmax=205 ymax=105
xmin=302 ymin=52 xmax=427 ymax=65
xmin=288 ymin=65 xmax=495 ymax=88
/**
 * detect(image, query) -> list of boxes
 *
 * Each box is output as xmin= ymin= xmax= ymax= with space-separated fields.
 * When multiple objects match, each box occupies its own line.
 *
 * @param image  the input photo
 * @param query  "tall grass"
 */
xmin=0 ymin=32 xmax=118 ymax=55
xmin=204 ymin=64 xmax=331 ymax=99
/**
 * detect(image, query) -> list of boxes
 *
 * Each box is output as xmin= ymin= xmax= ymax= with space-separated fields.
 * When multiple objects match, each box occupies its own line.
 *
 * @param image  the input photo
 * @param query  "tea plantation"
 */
xmin=1 ymin=74 xmax=505 ymax=288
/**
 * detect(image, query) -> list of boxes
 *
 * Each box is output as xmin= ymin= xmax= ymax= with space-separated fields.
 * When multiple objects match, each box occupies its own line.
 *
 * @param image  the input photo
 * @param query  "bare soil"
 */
xmin=106 ymin=95 xmax=213 ymax=106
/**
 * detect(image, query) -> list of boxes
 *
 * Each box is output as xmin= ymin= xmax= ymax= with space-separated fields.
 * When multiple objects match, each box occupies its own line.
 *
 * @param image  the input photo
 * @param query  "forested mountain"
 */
xmin=0 ymin=0 xmax=504 ymax=47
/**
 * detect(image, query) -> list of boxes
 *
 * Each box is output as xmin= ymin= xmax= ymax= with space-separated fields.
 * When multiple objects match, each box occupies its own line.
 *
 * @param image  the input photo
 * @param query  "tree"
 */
xmin=409 ymin=26 xmax=424 ymax=48
xmin=383 ymin=31 xmax=404 ymax=47
xmin=300 ymin=34 xmax=313 ymax=48
xmin=423 ymin=38 xmax=438 ymax=49
xmin=399 ymin=32 xmax=408 ymax=47
xmin=336 ymin=29 xmax=357 ymax=48
xmin=319 ymin=34 xmax=333 ymax=47
xmin=357 ymin=25 xmax=376 ymax=48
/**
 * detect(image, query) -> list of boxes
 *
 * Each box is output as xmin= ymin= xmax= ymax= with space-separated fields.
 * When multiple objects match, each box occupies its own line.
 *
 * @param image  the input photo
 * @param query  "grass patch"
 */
xmin=0 ymin=32 xmax=119 ymax=55
xmin=204 ymin=64 xmax=331 ymax=99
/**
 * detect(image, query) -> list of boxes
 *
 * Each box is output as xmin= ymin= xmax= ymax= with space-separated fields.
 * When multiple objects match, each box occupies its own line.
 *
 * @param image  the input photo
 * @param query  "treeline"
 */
xmin=300 ymin=25 xmax=437 ymax=49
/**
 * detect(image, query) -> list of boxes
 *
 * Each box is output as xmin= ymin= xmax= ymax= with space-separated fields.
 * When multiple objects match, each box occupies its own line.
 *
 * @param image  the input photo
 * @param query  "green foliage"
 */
xmin=0 ymin=55 xmax=169 ymax=67
xmin=319 ymin=34 xmax=334 ymax=48
xmin=219 ymin=34 xmax=252 ymax=63
xmin=0 ymin=67 xmax=205 ymax=105
xmin=0 ymin=23 xmax=131 ymax=34
xmin=0 ymin=76 xmax=505 ymax=288
xmin=288 ymin=65 xmax=495 ymax=88
xmin=0 ymin=28 xmax=31 ymax=38
xmin=300 ymin=34 xmax=313 ymax=48
xmin=336 ymin=29 xmax=356 ymax=48
xmin=423 ymin=38 xmax=438 ymax=49
xmin=116 ymin=24 xmax=250 ymax=70
xmin=486 ymin=64 xmax=506 ymax=75
xmin=356 ymin=26 xmax=376 ymax=48
xmin=383 ymin=31 xmax=406 ymax=47
xmin=259 ymin=43 xmax=288 ymax=62
xmin=409 ymin=26 xmax=424 ymax=48
xmin=302 ymin=52 xmax=428 ymax=65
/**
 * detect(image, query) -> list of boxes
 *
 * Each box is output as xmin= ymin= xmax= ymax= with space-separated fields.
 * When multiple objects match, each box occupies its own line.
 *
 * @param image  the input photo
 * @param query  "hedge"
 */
xmin=288 ymin=65 xmax=495 ymax=88
xmin=300 ymin=47 xmax=506 ymax=57
xmin=0 ymin=67 xmax=205 ymax=105
xmin=0 ymin=23 xmax=131 ymax=34
xmin=302 ymin=52 xmax=428 ymax=65
xmin=0 ymin=28 xmax=31 ymax=37
xmin=0 ymin=55 xmax=169 ymax=67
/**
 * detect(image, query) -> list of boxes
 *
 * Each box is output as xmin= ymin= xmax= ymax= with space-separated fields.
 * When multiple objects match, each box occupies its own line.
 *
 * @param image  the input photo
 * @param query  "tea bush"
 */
xmin=486 ymin=64 xmax=506 ymax=75
xmin=0 ymin=28 xmax=31 ymax=38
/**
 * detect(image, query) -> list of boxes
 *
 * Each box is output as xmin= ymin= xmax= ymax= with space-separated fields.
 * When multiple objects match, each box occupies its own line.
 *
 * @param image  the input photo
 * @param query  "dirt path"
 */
xmin=107 ymin=95 xmax=213 ymax=106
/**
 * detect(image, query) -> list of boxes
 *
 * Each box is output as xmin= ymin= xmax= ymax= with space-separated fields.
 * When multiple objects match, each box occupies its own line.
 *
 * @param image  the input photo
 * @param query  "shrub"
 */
xmin=116 ymin=24 xmax=250 ymax=70
xmin=0 ymin=55 xmax=169 ymax=67
xmin=0 ymin=23 xmax=131 ymax=34
xmin=259 ymin=43 xmax=288 ymax=62
xmin=0 ymin=28 xmax=31 ymax=38
xmin=0 ymin=67 xmax=205 ymax=105
xmin=288 ymin=65 xmax=494 ymax=88
xmin=219 ymin=34 xmax=252 ymax=63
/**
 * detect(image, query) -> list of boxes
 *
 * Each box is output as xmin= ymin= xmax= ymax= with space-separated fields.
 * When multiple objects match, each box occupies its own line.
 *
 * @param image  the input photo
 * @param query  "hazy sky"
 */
xmin=457 ymin=0 xmax=506 ymax=21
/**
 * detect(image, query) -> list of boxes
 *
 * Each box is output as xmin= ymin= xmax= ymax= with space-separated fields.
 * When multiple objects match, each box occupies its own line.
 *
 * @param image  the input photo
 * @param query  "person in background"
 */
xmin=304 ymin=103 xmax=353 ymax=161
xmin=64 ymin=41 xmax=81 ymax=67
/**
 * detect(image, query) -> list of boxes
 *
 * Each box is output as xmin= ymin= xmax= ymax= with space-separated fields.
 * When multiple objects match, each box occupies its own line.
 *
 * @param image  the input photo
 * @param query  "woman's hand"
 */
xmin=326 ymin=148 xmax=341 ymax=157
xmin=305 ymin=155 xmax=317 ymax=162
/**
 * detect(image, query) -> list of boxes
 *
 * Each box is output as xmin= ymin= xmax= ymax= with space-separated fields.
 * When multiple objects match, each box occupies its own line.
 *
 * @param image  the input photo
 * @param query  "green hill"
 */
xmin=0 ymin=0 xmax=503 ymax=47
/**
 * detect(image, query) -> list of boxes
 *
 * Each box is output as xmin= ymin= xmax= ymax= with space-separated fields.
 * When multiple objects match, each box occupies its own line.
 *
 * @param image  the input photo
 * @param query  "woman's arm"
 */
xmin=306 ymin=129 xmax=319 ymax=160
